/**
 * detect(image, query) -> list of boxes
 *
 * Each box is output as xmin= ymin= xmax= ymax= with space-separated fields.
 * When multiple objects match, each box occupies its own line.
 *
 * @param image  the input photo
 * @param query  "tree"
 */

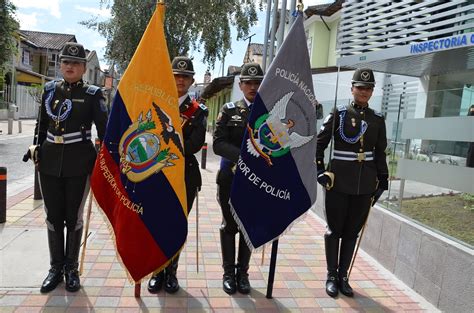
xmin=81 ymin=0 xmax=262 ymax=72
xmin=27 ymin=84 xmax=43 ymax=104
xmin=0 ymin=0 xmax=19 ymax=86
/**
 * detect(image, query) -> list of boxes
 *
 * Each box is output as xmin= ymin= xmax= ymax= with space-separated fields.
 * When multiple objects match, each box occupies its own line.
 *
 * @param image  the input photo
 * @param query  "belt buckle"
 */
xmin=54 ymin=135 xmax=64 ymax=144
xmin=356 ymin=152 xmax=365 ymax=162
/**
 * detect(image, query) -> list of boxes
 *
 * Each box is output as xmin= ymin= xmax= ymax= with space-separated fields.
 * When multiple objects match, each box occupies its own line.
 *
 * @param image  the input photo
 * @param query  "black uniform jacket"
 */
xmin=316 ymin=103 xmax=389 ymax=195
xmin=213 ymin=99 xmax=251 ymax=185
xmin=180 ymin=96 xmax=208 ymax=191
xmin=35 ymin=80 xmax=108 ymax=177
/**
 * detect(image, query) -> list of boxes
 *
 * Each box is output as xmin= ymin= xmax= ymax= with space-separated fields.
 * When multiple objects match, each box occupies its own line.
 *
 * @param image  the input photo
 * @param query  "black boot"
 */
xmin=40 ymin=229 xmax=65 ymax=293
xmin=147 ymin=271 xmax=164 ymax=293
xmin=338 ymin=237 xmax=357 ymax=297
xmin=220 ymin=229 xmax=236 ymax=294
xmin=324 ymin=234 xmax=340 ymax=297
xmin=236 ymin=234 xmax=251 ymax=294
xmin=164 ymin=254 xmax=180 ymax=293
xmin=64 ymin=228 xmax=82 ymax=292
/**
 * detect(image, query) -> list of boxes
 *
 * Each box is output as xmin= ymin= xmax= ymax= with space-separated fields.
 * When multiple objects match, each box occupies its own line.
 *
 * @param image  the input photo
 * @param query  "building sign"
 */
xmin=338 ymin=32 xmax=474 ymax=67
xmin=410 ymin=32 xmax=474 ymax=54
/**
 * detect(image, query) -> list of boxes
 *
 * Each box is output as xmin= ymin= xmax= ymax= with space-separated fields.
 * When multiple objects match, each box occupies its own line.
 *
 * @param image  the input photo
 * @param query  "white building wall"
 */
xmin=230 ymin=79 xmax=243 ymax=103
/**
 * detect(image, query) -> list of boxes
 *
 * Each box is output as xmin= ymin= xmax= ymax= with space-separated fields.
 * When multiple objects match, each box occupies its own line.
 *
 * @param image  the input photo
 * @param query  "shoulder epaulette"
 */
xmin=86 ymin=85 xmax=100 ymax=95
xmin=336 ymin=104 xmax=347 ymax=112
xmin=44 ymin=81 xmax=56 ymax=92
xmin=225 ymin=102 xmax=235 ymax=109
xmin=374 ymin=111 xmax=384 ymax=118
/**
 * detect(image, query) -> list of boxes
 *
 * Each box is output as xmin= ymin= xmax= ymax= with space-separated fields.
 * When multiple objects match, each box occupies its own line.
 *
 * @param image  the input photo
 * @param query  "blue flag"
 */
xmin=230 ymin=14 xmax=318 ymax=250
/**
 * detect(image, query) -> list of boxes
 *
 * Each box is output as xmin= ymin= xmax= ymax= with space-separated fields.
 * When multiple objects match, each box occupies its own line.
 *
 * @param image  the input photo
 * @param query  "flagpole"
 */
xmin=196 ymin=188 xmax=199 ymax=272
xmin=348 ymin=197 xmax=375 ymax=277
xmin=265 ymin=239 xmax=279 ymax=298
xmin=79 ymin=190 xmax=94 ymax=275
xmin=265 ymin=0 xmax=305 ymax=300
xmin=133 ymin=1 xmax=166 ymax=298
xmin=262 ymin=0 xmax=272 ymax=72
xmin=134 ymin=283 xmax=141 ymax=298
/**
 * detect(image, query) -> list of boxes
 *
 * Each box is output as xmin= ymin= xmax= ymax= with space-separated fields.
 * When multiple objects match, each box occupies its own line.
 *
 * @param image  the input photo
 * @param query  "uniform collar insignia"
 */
xmin=64 ymin=80 xmax=84 ymax=88
xmin=351 ymin=101 xmax=367 ymax=110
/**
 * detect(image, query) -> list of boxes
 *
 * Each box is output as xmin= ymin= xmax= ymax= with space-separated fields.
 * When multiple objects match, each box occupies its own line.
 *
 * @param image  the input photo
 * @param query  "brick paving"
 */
xmin=0 ymin=136 xmax=436 ymax=312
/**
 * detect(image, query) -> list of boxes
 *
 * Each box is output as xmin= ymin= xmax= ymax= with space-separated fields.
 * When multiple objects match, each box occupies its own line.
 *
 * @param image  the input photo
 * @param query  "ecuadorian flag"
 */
xmin=91 ymin=4 xmax=187 ymax=282
xmin=230 ymin=14 xmax=318 ymax=250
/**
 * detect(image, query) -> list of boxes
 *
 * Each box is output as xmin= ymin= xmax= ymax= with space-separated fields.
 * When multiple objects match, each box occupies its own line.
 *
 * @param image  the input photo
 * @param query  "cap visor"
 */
xmin=240 ymin=76 xmax=263 ymax=82
xmin=60 ymin=56 xmax=86 ymax=62
xmin=173 ymin=70 xmax=195 ymax=76
xmin=352 ymin=82 xmax=374 ymax=87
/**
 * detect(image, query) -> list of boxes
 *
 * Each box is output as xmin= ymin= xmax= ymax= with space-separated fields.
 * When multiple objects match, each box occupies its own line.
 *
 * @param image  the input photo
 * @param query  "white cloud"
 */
xmin=14 ymin=12 xmax=39 ymax=30
xmin=74 ymin=5 xmax=111 ymax=19
xmin=92 ymin=39 xmax=107 ymax=50
xmin=11 ymin=0 xmax=61 ymax=18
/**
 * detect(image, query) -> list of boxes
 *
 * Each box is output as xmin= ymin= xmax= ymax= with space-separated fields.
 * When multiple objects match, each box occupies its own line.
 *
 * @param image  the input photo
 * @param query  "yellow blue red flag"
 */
xmin=91 ymin=4 xmax=187 ymax=282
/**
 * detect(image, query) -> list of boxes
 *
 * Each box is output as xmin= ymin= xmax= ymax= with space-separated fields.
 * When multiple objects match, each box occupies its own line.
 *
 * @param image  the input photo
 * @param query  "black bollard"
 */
xmin=200 ymin=143 xmax=208 ymax=169
xmin=0 ymin=167 xmax=6 ymax=223
xmin=34 ymin=167 xmax=42 ymax=200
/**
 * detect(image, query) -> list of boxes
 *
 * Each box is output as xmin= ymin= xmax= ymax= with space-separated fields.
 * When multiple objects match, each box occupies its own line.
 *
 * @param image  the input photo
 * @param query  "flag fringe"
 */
xmin=229 ymin=201 xmax=311 ymax=253
xmin=91 ymin=190 xmax=185 ymax=284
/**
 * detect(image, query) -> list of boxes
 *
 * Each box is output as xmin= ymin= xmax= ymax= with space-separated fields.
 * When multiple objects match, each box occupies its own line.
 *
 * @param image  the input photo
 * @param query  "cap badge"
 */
xmin=177 ymin=60 xmax=187 ymax=70
xmin=248 ymin=66 xmax=258 ymax=76
xmin=361 ymin=71 xmax=370 ymax=81
xmin=68 ymin=46 xmax=79 ymax=56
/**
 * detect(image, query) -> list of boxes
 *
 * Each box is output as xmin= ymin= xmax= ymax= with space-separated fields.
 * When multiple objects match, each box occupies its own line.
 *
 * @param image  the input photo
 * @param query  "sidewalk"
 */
xmin=0 ymin=119 xmax=36 ymax=142
xmin=0 ymin=133 xmax=438 ymax=312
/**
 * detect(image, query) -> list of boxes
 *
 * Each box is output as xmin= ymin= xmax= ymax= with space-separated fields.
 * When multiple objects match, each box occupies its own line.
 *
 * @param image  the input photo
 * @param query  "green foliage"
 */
xmin=416 ymin=154 xmax=428 ymax=162
xmin=27 ymin=84 xmax=44 ymax=104
xmin=81 ymin=0 xmax=261 ymax=72
xmin=0 ymin=0 xmax=19 ymax=73
xmin=460 ymin=193 xmax=474 ymax=211
xmin=402 ymin=194 xmax=474 ymax=246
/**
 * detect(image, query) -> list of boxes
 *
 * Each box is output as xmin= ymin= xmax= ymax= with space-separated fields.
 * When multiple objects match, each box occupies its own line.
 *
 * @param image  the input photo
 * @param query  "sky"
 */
xmin=12 ymin=0 xmax=331 ymax=84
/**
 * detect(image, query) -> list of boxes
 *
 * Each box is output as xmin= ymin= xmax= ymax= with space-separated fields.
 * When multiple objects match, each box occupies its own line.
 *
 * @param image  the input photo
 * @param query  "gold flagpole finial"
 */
xmin=297 ymin=0 xmax=304 ymax=12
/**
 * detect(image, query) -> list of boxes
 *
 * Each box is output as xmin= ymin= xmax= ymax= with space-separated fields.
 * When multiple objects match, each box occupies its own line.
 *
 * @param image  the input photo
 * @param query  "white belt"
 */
xmin=333 ymin=150 xmax=374 ymax=161
xmin=47 ymin=130 xmax=91 ymax=144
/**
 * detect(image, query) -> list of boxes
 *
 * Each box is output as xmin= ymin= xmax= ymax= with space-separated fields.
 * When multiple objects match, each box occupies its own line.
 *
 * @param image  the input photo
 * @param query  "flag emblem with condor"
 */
xmin=91 ymin=4 xmax=187 ymax=282
xmin=230 ymin=14 xmax=319 ymax=250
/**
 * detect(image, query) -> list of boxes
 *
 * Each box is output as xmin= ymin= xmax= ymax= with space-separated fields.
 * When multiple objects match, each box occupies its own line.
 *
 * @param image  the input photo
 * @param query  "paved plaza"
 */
xmin=0 ymin=128 xmax=437 ymax=312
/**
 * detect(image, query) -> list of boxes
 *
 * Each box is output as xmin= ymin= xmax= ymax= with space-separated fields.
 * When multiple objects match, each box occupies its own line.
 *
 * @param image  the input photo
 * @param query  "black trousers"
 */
xmin=324 ymin=189 xmax=372 ymax=240
xmin=217 ymin=181 xmax=239 ymax=235
xmin=39 ymin=173 xmax=89 ymax=232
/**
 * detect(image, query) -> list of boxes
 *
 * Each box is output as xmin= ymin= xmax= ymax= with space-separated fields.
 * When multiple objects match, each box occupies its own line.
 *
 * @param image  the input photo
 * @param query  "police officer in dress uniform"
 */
xmin=316 ymin=68 xmax=389 ymax=298
xmin=213 ymin=62 xmax=264 ymax=295
xmin=26 ymin=42 xmax=108 ymax=293
xmin=147 ymin=56 xmax=208 ymax=294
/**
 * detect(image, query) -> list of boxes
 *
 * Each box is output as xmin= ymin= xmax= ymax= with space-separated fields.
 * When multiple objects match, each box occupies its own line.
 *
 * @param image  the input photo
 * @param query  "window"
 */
xmin=22 ymin=50 xmax=30 ymax=66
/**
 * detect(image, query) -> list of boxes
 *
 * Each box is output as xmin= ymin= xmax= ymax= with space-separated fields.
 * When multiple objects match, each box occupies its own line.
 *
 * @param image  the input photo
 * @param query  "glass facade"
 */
xmin=318 ymin=83 xmax=474 ymax=249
